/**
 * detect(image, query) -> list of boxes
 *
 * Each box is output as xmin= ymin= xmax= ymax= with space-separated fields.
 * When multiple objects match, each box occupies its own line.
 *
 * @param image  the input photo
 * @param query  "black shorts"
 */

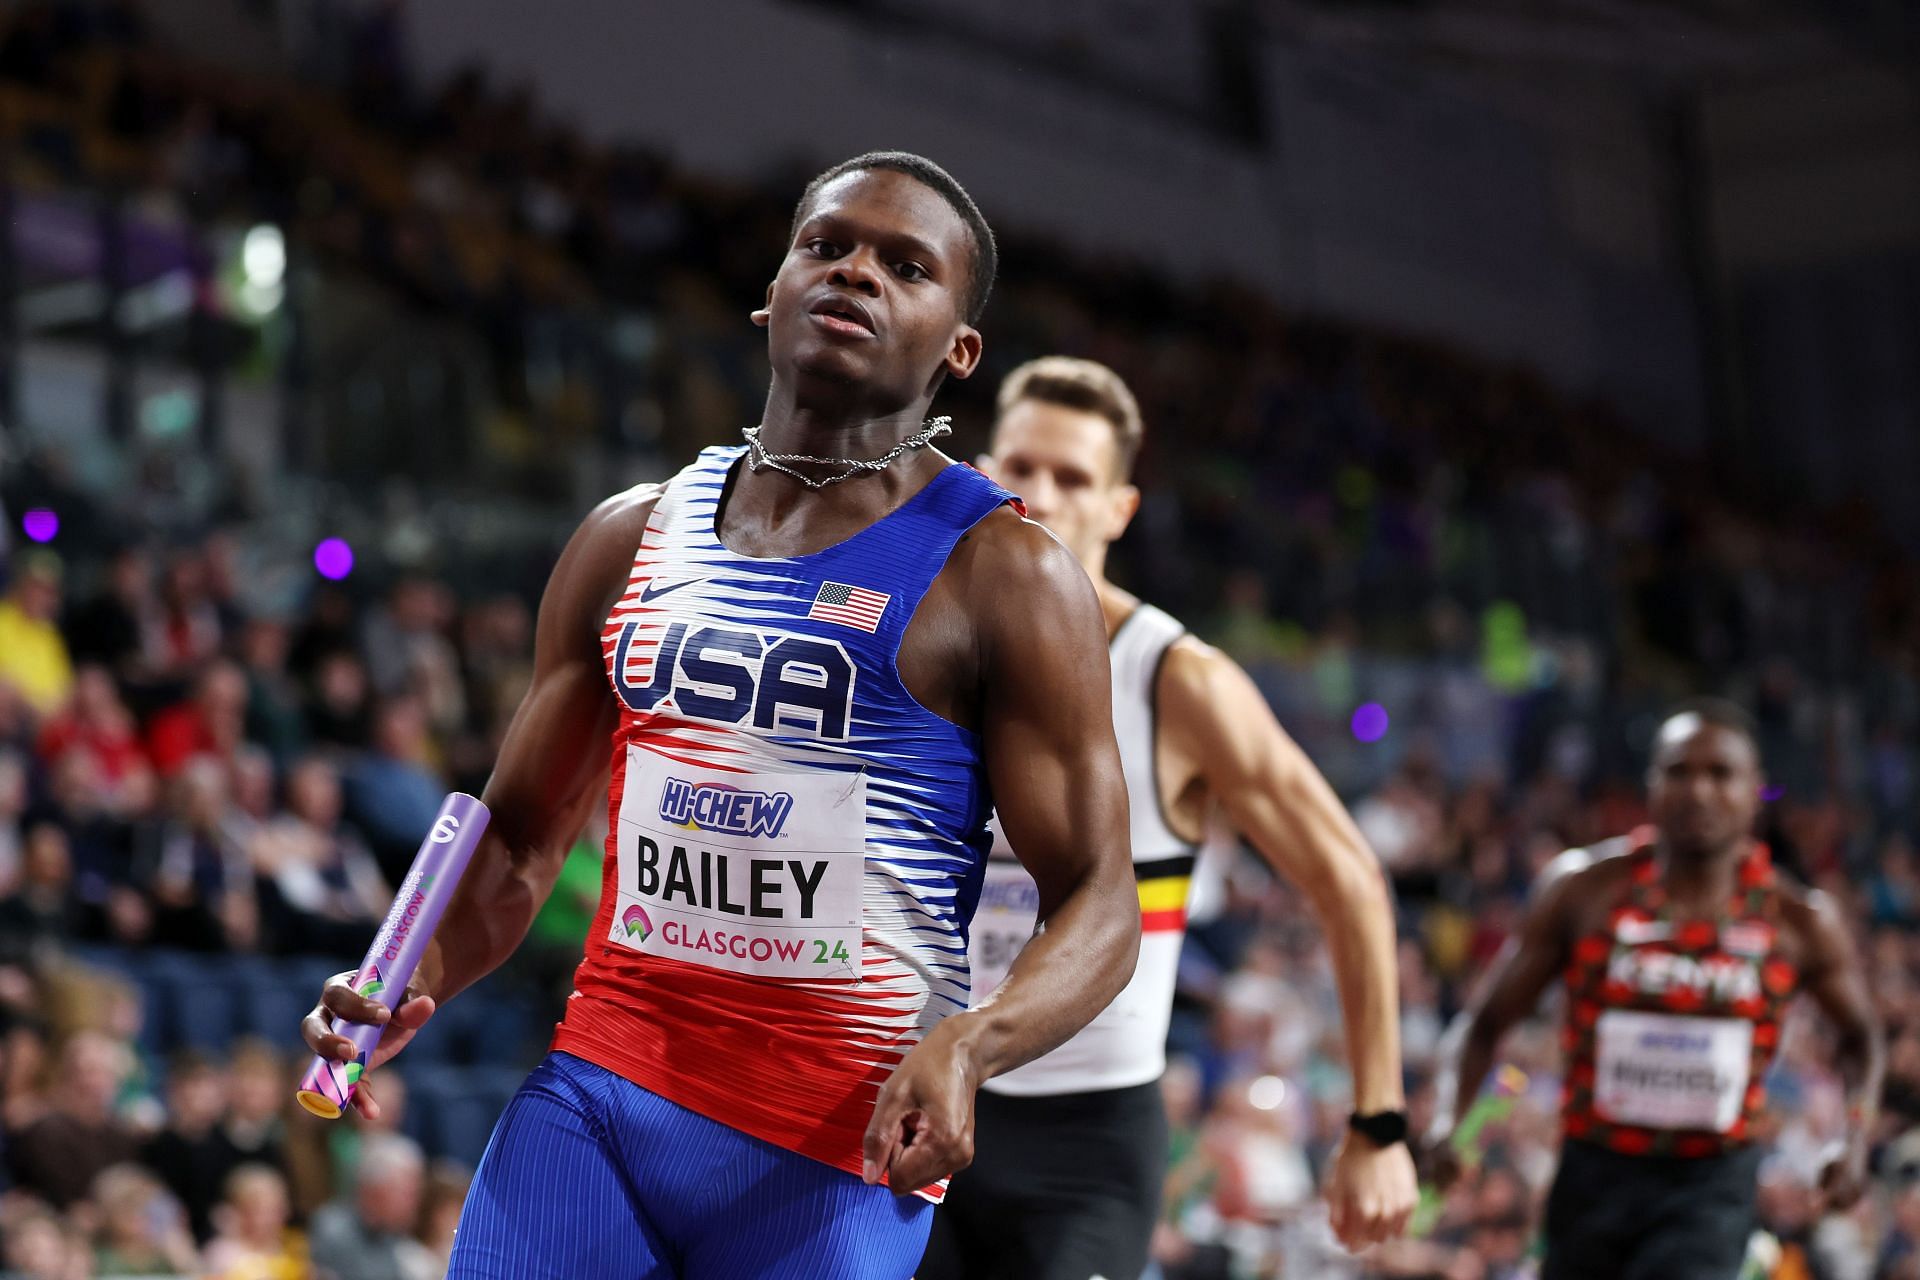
xmin=1543 ymin=1139 xmax=1764 ymax=1280
xmin=919 ymin=1078 xmax=1168 ymax=1280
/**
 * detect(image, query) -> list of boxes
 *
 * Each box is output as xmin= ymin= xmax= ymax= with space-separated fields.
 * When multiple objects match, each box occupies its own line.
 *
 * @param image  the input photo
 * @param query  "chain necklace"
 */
xmin=741 ymin=417 xmax=952 ymax=490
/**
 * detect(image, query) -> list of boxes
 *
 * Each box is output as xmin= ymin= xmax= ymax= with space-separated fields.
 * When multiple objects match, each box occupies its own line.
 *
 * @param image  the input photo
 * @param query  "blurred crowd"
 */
xmin=4 ymin=2 xmax=1920 ymax=1279
xmin=0 ymin=530 xmax=550 ymax=1278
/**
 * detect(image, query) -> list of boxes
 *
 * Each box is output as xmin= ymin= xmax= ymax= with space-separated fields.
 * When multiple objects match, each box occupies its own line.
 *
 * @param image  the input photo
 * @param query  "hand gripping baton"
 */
xmin=295 ymin=792 xmax=489 ymax=1119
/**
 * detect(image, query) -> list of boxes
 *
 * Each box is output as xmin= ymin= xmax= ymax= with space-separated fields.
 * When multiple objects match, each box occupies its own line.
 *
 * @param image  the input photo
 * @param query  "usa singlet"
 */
xmin=968 ymin=602 xmax=1195 ymax=1095
xmin=1559 ymin=830 xmax=1798 ymax=1157
xmin=552 ymin=446 xmax=1018 ymax=1195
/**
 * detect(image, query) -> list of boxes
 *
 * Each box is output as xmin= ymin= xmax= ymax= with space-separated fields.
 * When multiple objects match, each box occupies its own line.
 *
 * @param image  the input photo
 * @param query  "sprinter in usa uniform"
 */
xmin=302 ymin=154 xmax=1142 ymax=1280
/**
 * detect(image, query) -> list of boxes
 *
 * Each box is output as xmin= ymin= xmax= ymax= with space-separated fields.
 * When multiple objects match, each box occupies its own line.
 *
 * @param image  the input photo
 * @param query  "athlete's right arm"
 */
xmin=963 ymin=517 xmax=1141 ymax=1072
xmin=1424 ymin=850 xmax=1587 ymax=1172
xmin=861 ymin=513 xmax=1139 ymax=1192
xmin=299 ymin=487 xmax=657 ymax=1108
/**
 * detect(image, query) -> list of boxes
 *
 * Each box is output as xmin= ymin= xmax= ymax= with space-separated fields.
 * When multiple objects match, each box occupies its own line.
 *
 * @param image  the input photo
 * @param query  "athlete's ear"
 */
xmin=1105 ymin=484 xmax=1142 ymax=542
xmin=751 ymin=282 xmax=774 ymax=328
xmin=944 ymin=325 xmax=983 ymax=380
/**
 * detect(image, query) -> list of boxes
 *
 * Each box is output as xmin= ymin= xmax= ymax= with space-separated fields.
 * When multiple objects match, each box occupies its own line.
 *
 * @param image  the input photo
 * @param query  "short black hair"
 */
xmin=790 ymin=151 xmax=997 ymax=325
xmin=1656 ymin=697 xmax=1760 ymax=753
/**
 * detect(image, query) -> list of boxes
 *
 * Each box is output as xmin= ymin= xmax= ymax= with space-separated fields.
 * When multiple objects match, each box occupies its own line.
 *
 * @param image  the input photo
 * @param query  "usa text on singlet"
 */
xmin=1559 ymin=829 xmax=1799 ymax=1158
xmin=554 ymin=446 xmax=1017 ymax=1199
xmin=969 ymin=602 xmax=1197 ymax=1096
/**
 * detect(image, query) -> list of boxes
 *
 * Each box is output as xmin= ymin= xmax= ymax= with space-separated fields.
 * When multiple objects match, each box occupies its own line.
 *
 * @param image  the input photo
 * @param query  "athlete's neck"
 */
xmin=756 ymin=376 xmax=941 ymax=466
xmin=1658 ymin=836 xmax=1749 ymax=912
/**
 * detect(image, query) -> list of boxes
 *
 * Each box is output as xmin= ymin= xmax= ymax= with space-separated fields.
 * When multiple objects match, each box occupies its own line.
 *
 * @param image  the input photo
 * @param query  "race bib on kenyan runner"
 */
xmin=969 ymin=858 xmax=1041 ymax=1002
xmin=1594 ymin=1010 xmax=1752 ymax=1132
xmin=610 ymin=748 xmax=865 ymax=980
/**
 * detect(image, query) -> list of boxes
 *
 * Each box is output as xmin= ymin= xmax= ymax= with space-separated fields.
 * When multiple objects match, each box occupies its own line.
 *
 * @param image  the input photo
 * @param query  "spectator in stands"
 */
xmin=34 ymin=665 xmax=155 ymax=819
xmin=325 ymin=1066 xmax=408 ymax=1198
xmin=146 ymin=659 xmax=249 ymax=778
xmin=233 ymin=743 xmax=279 ymax=828
xmin=139 ymin=756 xmax=258 ymax=951
xmin=42 ymin=747 xmax=151 ymax=946
xmin=200 ymin=531 xmax=249 ymax=638
xmin=257 ymin=755 xmax=389 ymax=954
xmin=62 ymin=546 xmax=159 ymax=686
xmin=1870 ymin=835 xmax=1920 ymax=930
xmin=416 ymin=1160 xmax=472 ymax=1275
xmin=0 ymin=1198 xmax=83 ymax=1280
xmin=361 ymin=577 xmax=465 ymax=733
xmin=308 ymin=1133 xmax=438 ymax=1280
xmin=0 ymin=822 xmax=80 ymax=967
xmin=459 ymin=593 xmax=534 ymax=742
xmin=240 ymin=615 xmax=309 ymax=766
xmin=222 ymin=1039 xmax=290 ymax=1175
xmin=4 ymin=1029 xmax=139 ymax=1209
xmin=287 ymin=588 xmax=359 ymax=686
xmin=203 ymin=1162 xmax=311 ymax=1280
xmin=154 ymin=548 xmax=226 ymax=676
xmin=90 ymin=1161 xmax=201 ymax=1276
xmin=140 ymin=1049 xmax=240 ymax=1242
xmin=0 ymin=1011 xmax=52 ymax=1133
xmin=0 ymin=747 xmax=30 ymax=890
xmin=303 ymin=650 xmax=373 ymax=751
xmin=1882 ymin=1181 xmax=1920 ymax=1280
xmin=343 ymin=693 xmax=445 ymax=875
xmin=0 ymin=553 xmax=74 ymax=721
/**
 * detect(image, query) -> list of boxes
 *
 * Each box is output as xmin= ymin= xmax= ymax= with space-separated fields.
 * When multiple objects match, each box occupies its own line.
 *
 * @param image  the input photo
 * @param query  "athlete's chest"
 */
xmin=1590 ymin=917 xmax=1793 ymax=1014
xmin=1573 ymin=877 xmax=1799 ymax=1018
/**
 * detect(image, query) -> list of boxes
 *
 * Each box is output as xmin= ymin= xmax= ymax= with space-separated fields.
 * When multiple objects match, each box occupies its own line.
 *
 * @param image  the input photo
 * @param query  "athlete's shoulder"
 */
xmin=1158 ymin=634 xmax=1236 ymax=700
xmin=579 ymin=481 xmax=664 ymax=559
xmin=1542 ymin=834 xmax=1637 ymax=890
xmin=551 ymin=482 xmax=664 ymax=616
xmin=1527 ymin=836 xmax=1637 ymax=938
xmin=1155 ymin=632 xmax=1291 ymax=748
xmin=1773 ymin=870 xmax=1846 ymax=951
xmin=951 ymin=506 xmax=1092 ymax=604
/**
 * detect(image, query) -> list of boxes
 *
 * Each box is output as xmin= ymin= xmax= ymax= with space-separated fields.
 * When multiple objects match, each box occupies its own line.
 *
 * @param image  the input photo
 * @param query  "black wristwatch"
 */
xmin=1348 ymin=1109 xmax=1411 ymax=1148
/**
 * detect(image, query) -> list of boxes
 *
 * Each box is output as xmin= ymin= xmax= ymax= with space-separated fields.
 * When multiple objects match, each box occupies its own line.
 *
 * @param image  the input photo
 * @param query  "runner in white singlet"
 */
xmin=920 ymin=357 xmax=1419 ymax=1280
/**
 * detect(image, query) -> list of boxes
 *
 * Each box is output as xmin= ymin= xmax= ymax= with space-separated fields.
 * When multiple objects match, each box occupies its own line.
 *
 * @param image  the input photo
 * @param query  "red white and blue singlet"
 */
xmin=551 ymin=446 xmax=1019 ymax=1197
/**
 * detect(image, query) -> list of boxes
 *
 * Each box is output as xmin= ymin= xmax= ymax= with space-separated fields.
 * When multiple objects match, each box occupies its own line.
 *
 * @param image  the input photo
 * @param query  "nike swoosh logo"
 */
xmin=640 ymin=578 xmax=697 ymax=603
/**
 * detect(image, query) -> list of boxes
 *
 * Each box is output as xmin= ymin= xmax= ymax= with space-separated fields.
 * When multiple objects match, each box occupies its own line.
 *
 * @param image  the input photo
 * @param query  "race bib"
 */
xmin=1594 ymin=1010 xmax=1752 ymax=1132
xmin=610 ymin=748 xmax=865 ymax=981
xmin=969 ymin=858 xmax=1041 ymax=1003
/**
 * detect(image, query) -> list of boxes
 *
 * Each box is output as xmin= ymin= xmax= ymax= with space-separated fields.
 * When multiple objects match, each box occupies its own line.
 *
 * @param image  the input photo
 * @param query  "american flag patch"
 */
xmin=809 ymin=581 xmax=889 ymax=632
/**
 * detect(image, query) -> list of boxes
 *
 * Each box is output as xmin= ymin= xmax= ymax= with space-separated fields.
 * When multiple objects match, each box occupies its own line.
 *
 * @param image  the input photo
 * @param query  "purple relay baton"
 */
xmin=295 ymin=792 xmax=490 ymax=1119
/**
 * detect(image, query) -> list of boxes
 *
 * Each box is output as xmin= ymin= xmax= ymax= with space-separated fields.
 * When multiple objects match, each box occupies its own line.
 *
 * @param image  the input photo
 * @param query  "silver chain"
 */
xmin=742 ymin=417 xmax=952 ymax=490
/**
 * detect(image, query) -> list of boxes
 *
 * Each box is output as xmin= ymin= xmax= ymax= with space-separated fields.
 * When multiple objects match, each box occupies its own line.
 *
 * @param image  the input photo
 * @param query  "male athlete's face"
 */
xmin=1647 ymin=716 xmax=1763 ymax=862
xmin=984 ymin=399 xmax=1139 ymax=572
xmin=757 ymin=170 xmax=981 ymax=412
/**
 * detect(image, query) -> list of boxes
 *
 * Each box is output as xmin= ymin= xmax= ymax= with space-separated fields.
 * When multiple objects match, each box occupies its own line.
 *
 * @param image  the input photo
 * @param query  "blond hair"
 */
xmin=995 ymin=356 xmax=1144 ymax=481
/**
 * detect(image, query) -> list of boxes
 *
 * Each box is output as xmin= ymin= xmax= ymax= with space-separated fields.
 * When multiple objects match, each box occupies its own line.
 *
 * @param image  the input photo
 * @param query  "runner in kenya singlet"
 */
xmin=551 ymin=445 xmax=1019 ymax=1196
xmin=1559 ymin=828 xmax=1799 ymax=1156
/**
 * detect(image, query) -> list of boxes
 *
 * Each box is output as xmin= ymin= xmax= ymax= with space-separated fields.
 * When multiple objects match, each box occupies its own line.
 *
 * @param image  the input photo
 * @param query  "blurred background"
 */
xmin=0 ymin=0 xmax=1917 ymax=1276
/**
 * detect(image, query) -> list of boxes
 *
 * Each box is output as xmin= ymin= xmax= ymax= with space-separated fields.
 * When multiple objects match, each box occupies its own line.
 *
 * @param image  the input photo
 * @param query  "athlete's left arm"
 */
xmin=1795 ymin=888 xmax=1885 ymax=1209
xmin=1160 ymin=639 xmax=1415 ymax=1249
xmin=861 ymin=513 xmax=1140 ymax=1194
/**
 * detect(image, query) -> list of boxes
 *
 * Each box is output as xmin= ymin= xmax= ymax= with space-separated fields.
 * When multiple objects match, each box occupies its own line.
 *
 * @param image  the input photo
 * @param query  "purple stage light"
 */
xmin=1760 ymin=785 xmax=1784 ymax=803
xmin=1351 ymin=702 xmax=1389 ymax=743
xmin=21 ymin=509 xmax=58 ymax=543
xmin=313 ymin=538 xmax=354 ymax=580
